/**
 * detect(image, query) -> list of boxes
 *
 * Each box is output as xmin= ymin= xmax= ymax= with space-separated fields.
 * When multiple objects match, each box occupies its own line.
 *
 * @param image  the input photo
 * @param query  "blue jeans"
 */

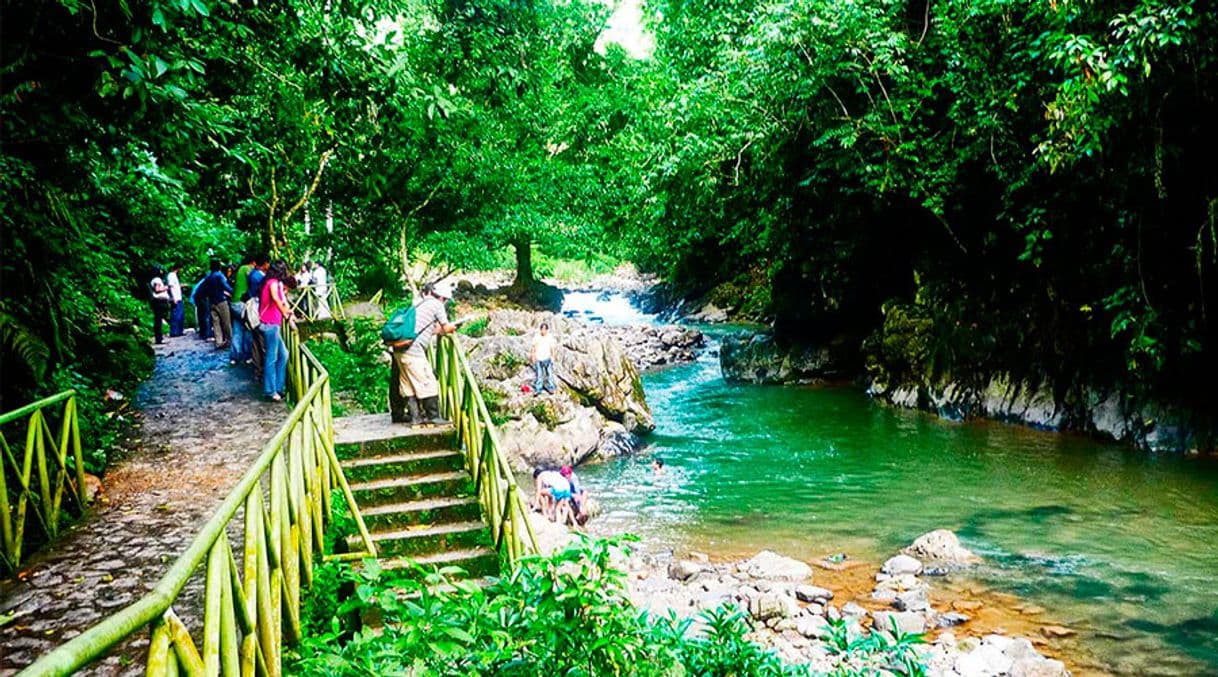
xmin=170 ymin=301 xmax=185 ymax=336
xmin=261 ymin=323 xmax=288 ymax=397
xmin=533 ymin=359 xmax=556 ymax=393
xmin=229 ymin=302 xmax=250 ymax=361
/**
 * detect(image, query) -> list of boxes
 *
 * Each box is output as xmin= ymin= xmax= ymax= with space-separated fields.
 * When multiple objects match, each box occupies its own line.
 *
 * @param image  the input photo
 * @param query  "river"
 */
xmin=562 ymin=291 xmax=1218 ymax=676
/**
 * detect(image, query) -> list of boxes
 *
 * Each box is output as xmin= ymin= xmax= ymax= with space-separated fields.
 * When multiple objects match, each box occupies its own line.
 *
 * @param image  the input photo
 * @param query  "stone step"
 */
xmin=381 ymin=546 xmax=500 ymax=579
xmin=340 ymin=449 xmax=465 ymax=482
xmin=360 ymin=521 xmax=492 ymax=559
xmin=360 ymin=496 xmax=484 ymax=531
xmin=333 ymin=413 xmax=456 ymax=460
xmin=349 ymin=471 xmax=473 ymax=506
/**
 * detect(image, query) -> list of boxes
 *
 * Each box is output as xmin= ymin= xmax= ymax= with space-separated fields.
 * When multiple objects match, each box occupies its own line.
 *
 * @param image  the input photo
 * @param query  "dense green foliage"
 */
xmin=612 ymin=0 xmax=1217 ymax=428
xmin=292 ymin=537 xmax=928 ymax=676
xmin=4 ymin=0 xmax=1215 ymax=455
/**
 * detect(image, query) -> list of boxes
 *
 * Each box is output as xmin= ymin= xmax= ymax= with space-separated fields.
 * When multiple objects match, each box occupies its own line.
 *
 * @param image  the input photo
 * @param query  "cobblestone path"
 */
xmin=0 ymin=334 xmax=284 ymax=675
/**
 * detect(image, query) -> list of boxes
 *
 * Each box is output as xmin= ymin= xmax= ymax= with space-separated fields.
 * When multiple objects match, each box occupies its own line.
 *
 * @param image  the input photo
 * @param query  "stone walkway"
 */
xmin=0 ymin=334 xmax=283 ymax=675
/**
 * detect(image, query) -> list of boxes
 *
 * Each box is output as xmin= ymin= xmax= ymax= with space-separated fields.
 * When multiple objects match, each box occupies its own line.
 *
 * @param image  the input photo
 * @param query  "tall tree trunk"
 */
xmin=512 ymin=234 xmax=533 ymax=289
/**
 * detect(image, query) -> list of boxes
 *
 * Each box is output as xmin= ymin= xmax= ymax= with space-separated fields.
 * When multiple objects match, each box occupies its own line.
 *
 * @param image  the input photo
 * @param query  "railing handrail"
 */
xmin=20 ymin=325 xmax=376 ymax=677
xmin=0 ymin=390 xmax=76 ymax=426
xmin=20 ymin=374 xmax=329 ymax=677
xmin=434 ymin=335 xmax=539 ymax=562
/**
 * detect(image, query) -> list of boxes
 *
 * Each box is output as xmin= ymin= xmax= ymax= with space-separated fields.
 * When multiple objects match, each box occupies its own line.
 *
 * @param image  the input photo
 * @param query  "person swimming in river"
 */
xmin=651 ymin=457 xmax=666 ymax=475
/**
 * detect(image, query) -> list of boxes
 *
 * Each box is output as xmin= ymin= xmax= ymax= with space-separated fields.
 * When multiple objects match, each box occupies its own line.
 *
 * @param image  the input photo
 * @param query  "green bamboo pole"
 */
xmin=241 ymin=493 xmax=259 ymax=677
xmin=0 ymin=391 xmax=75 ymax=426
xmin=1 ymin=433 xmax=14 ymax=562
xmin=147 ymin=621 xmax=172 ymax=677
xmin=219 ymin=545 xmax=241 ymax=677
xmin=69 ymin=398 xmax=86 ymax=510
xmin=203 ymin=541 xmax=225 ymax=676
xmin=165 ymin=610 xmax=206 ymax=677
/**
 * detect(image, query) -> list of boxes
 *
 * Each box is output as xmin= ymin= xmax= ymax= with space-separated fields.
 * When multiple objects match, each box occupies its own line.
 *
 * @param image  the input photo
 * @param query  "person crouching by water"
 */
xmin=530 ymin=322 xmax=558 ymax=396
xmin=559 ymin=465 xmax=590 ymax=524
xmin=532 ymin=468 xmax=575 ymax=525
xmin=387 ymin=281 xmax=457 ymax=426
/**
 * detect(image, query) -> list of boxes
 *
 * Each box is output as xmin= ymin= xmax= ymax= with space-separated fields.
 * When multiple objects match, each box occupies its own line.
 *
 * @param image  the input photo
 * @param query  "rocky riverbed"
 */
xmin=531 ymin=518 xmax=1075 ymax=676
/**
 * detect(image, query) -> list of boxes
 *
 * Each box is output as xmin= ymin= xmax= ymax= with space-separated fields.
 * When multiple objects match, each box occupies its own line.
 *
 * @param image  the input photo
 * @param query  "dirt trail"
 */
xmin=0 ymin=334 xmax=283 ymax=675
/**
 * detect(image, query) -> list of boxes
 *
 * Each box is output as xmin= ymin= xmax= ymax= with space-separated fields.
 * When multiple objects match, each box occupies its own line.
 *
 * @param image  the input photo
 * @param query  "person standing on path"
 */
xmin=259 ymin=261 xmax=294 ymax=401
xmin=148 ymin=267 xmax=172 ymax=344
xmin=229 ymin=255 xmax=255 ymax=365
xmin=389 ymin=281 xmax=456 ymax=425
xmin=167 ymin=263 xmax=185 ymax=337
xmin=190 ymin=272 xmax=212 ymax=339
xmin=311 ymin=260 xmax=331 ymax=319
xmin=530 ymin=322 xmax=558 ymax=395
xmin=203 ymin=260 xmax=234 ymax=350
xmin=247 ymin=255 xmax=269 ymax=377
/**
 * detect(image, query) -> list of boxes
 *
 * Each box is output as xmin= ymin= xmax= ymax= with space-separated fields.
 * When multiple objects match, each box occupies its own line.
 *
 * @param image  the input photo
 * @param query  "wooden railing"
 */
xmin=20 ymin=330 xmax=377 ymax=677
xmin=431 ymin=335 xmax=539 ymax=565
xmin=0 ymin=391 xmax=88 ymax=573
xmin=288 ymin=283 xmax=345 ymax=322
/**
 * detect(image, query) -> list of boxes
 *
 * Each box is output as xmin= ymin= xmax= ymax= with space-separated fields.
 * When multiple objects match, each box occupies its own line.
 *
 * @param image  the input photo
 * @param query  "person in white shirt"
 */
xmin=530 ymin=322 xmax=558 ymax=395
xmin=532 ymin=468 xmax=573 ymax=523
xmin=166 ymin=264 xmax=185 ymax=337
xmin=311 ymin=260 xmax=331 ymax=319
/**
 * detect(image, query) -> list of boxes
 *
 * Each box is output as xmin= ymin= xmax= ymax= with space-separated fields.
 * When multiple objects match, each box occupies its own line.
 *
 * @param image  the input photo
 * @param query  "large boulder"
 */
xmin=903 ymin=529 xmax=977 ymax=566
xmin=880 ymin=554 xmax=923 ymax=576
xmin=461 ymin=310 xmax=655 ymax=470
xmin=740 ymin=551 xmax=813 ymax=582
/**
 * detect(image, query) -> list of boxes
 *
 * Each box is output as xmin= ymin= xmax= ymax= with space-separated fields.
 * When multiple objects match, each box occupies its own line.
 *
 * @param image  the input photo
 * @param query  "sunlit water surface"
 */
xmin=567 ymin=293 xmax=1218 ymax=676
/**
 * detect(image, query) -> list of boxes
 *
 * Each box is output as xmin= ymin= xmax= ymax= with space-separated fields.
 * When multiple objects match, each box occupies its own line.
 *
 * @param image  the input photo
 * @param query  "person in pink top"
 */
xmin=259 ymin=261 xmax=295 ymax=401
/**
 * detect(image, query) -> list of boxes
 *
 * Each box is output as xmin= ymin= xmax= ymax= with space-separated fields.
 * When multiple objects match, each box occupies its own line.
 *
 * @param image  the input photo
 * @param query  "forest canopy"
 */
xmin=2 ymin=0 xmax=1215 ymax=447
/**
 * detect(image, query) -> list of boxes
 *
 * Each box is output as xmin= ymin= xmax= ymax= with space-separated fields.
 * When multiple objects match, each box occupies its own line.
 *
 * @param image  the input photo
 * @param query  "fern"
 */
xmin=0 ymin=309 xmax=50 ymax=379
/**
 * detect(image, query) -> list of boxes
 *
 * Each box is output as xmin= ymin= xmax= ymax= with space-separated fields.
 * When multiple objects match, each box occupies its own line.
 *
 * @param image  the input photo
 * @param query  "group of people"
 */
xmin=533 ymin=465 xmax=590 ymax=526
xmin=148 ymin=254 xmax=325 ymax=402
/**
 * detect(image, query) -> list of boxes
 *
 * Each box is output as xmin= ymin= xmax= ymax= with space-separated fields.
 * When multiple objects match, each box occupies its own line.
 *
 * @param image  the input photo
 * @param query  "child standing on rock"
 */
xmin=530 ymin=322 xmax=558 ymax=395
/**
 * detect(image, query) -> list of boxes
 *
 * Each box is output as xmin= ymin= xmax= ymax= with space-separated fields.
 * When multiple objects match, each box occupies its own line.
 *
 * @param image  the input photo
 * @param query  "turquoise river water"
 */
xmin=563 ymin=292 xmax=1218 ymax=676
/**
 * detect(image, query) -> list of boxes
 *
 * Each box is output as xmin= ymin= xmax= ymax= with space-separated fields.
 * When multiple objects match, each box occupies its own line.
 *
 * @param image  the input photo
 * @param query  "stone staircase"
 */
xmin=333 ymin=413 xmax=498 ymax=578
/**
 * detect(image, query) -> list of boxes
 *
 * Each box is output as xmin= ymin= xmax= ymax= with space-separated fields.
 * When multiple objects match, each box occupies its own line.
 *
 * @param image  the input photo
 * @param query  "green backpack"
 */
xmin=381 ymin=305 xmax=419 ymax=343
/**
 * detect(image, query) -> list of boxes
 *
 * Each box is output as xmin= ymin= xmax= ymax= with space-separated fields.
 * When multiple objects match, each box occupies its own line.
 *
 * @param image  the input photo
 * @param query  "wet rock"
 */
xmin=669 ymin=559 xmax=709 ymax=582
xmin=795 ymin=614 xmax=831 ymax=640
xmin=893 ymin=588 xmax=930 ymax=612
xmin=795 ymin=584 xmax=834 ymax=603
xmin=740 ymin=551 xmax=813 ymax=582
xmin=840 ymin=601 xmax=868 ymax=618
xmin=871 ymin=610 xmax=927 ymax=636
xmin=880 ymin=554 xmax=923 ymax=576
xmin=903 ymin=529 xmax=977 ymax=566
xmin=1040 ymin=624 xmax=1077 ymax=638
xmin=954 ymin=642 xmax=1014 ymax=677
xmin=749 ymin=591 xmax=798 ymax=621
xmin=937 ymin=611 xmax=970 ymax=627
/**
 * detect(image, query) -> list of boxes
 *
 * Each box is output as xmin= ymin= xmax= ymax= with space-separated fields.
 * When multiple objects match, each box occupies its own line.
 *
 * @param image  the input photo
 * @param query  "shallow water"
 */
xmin=569 ymin=298 xmax=1218 ymax=676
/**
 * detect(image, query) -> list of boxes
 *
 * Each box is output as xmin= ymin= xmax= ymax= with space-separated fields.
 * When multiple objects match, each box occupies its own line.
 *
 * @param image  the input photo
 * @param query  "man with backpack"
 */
xmin=384 ymin=281 xmax=457 ymax=425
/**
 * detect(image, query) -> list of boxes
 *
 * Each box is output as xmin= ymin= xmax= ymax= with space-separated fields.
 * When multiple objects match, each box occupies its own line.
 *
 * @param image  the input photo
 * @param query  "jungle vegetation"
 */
xmin=2 ymin=0 xmax=1216 ymax=458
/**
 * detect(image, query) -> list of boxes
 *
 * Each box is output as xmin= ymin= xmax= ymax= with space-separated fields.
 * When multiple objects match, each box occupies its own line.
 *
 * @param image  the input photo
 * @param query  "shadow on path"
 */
xmin=0 ymin=333 xmax=284 ymax=675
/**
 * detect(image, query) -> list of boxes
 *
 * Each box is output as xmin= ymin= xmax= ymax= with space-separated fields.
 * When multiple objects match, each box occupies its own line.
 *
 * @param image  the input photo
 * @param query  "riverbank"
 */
xmin=533 ymin=515 xmax=1076 ymax=676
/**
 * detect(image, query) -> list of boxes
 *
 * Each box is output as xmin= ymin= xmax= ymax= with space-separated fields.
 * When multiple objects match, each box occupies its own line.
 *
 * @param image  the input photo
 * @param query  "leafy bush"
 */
xmin=290 ymin=537 xmax=927 ymax=676
xmin=457 ymin=315 xmax=490 ymax=338
xmin=308 ymin=318 xmax=388 ymax=415
xmin=528 ymin=400 xmax=561 ymax=430
xmin=489 ymin=350 xmax=527 ymax=373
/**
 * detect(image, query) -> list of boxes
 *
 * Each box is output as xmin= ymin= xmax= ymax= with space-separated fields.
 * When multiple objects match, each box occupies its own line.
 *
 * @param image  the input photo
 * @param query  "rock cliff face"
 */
xmin=463 ymin=310 xmax=656 ymax=471
xmin=867 ymin=376 xmax=1210 ymax=452
xmin=719 ymin=333 xmax=854 ymax=384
